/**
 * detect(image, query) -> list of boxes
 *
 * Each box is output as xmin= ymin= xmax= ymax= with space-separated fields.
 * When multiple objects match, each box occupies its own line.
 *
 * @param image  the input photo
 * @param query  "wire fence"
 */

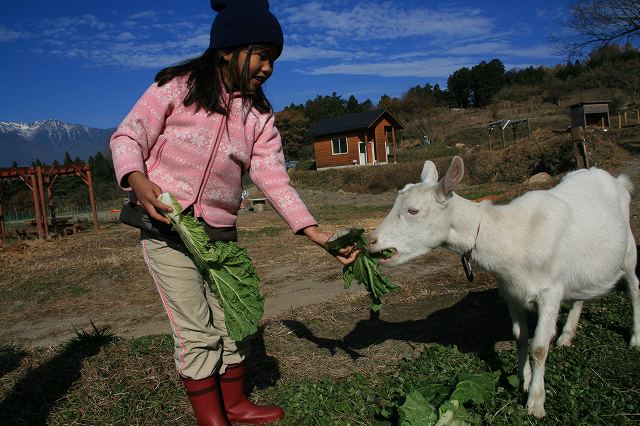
xmin=2 ymin=198 xmax=126 ymax=230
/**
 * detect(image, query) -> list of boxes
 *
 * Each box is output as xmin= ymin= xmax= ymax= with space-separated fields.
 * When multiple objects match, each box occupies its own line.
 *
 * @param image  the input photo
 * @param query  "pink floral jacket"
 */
xmin=110 ymin=75 xmax=317 ymax=233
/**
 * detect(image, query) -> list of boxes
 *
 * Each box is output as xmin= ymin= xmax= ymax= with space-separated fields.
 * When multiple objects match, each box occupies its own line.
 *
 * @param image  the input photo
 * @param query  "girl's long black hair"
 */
xmin=154 ymin=44 xmax=276 ymax=116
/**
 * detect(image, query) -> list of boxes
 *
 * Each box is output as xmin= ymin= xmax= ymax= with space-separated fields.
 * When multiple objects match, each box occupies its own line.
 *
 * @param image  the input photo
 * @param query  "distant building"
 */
xmin=569 ymin=100 xmax=612 ymax=129
xmin=307 ymin=109 xmax=404 ymax=170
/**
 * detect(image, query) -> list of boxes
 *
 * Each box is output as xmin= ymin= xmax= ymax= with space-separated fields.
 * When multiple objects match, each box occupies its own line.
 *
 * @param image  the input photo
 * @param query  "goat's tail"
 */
xmin=617 ymin=174 xmax=635 ymax=195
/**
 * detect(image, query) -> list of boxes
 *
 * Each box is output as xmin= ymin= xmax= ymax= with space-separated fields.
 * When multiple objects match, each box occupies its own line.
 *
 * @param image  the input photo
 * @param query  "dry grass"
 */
xmin=0 ymin=99 xmax=638 ymax=425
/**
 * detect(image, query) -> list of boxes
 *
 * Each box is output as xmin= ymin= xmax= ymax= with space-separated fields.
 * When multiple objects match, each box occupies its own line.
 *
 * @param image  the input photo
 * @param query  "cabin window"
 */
xmin=331 ymin=137 xmax=348 ymax=154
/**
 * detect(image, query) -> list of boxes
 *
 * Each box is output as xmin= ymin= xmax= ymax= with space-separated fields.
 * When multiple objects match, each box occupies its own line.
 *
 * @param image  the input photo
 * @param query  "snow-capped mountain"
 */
xmin=0 ymin=119 xmax=116 ymax=167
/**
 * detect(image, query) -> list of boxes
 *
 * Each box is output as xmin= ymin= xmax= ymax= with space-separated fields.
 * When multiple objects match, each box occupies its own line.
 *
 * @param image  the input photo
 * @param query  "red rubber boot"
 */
xmin=183 ymin=376 xmax=231 ymax=426
xmin=219 ymin=362 xmax=285 ymax=424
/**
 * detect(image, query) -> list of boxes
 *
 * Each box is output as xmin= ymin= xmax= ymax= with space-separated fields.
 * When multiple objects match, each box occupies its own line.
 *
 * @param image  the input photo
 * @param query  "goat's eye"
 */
xmin=408 ymin=208 xmax=419 ymax=215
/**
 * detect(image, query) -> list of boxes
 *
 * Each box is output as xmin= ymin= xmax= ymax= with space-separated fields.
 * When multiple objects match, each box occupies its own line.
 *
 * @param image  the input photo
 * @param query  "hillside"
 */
xmin=289 ymin=91 xmax=639 ymax=196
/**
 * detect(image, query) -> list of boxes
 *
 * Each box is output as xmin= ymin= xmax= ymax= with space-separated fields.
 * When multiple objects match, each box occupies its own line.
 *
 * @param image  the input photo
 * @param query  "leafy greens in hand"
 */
xmin=158 ymin=193 xmax=263 ymax=342
xmin=325 ymin=228 xmax=396 ymax=311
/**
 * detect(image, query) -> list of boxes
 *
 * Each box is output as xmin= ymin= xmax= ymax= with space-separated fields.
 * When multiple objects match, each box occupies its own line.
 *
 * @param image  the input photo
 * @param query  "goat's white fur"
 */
xmin=370 ymin=156 xmax=639 ymax=418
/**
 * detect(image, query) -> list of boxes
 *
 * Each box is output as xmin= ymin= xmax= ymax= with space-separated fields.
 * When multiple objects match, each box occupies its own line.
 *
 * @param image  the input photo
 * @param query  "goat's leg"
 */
xmin=624 ymin=238 xmax=640 ymax=346
xmin=556 ymin=301 xmax=583 ymax=347
xmin=527 ymin=293 xmax=561 ymax=419
xmin=508 ymin=302 xmax=531 ymax=391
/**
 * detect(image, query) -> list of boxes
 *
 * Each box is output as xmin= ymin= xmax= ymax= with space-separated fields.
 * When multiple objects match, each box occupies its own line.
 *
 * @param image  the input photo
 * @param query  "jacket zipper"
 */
xmin=146 ymin=137 xmax=169 ymax=174
xmin=193 ymin=115 xmax=226 ymax=217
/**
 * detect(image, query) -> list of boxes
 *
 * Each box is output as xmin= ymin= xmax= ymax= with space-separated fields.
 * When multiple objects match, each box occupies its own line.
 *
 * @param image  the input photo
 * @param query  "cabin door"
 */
xmin=358 ymin=142 xmax=367 ymax=165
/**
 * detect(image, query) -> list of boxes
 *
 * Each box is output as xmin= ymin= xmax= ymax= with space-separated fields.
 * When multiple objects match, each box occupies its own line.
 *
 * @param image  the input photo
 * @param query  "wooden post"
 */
xmin=391 ymin=127 xmax=397 ymax=164
xmin=29 ymin=173 xmax=44 ymax=239
xmin=618 ymin=112 xmax=622 ymax=129
xmin=488 ymin=129 xmax=492 ymax=150
xmin=501 ymin=127 xmax=506 ymax=149
xmin=36 ymin=166 xmax=49 ymax=239
xmin=0 ymin=204 xmax=5 ymax=244
xmin=601 ymin=116 xmax=605 ymax=129
xmin=570 ymin=126 xmax=587 ymax=169
xmin=624 ymin=111 xmax=628 ymax=126
xmin=46 ymin=174 xmax=59 ymax=219
xmin=85 ymin=168 xmax=100 ymax=230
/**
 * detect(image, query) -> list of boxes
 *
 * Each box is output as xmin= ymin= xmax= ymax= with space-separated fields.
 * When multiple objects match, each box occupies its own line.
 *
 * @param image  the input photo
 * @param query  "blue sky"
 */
xmin=1 ymin=0 xmax=573 ymax=129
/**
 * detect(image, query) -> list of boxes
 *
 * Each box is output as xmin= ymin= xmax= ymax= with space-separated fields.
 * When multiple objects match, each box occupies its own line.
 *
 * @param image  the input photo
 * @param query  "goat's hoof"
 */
xmin=556 ymin=335 xmax=573 ymax=347
xmin=630 ymin=335 xmax=640 ymax=347
xmin=527 ymin=401 xmax=546 ymax=418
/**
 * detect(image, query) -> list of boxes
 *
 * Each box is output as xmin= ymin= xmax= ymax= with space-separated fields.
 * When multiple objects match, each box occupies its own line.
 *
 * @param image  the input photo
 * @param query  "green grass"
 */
xmin=396 ymin=143 xmax=462 ymax=163
xmin=1 ymin=289 xmax=638 ymax=425
xmin=258 ymin=289 xmax=640 ymax=425
xmin=445 ymin=126 xmax=489 ymax=147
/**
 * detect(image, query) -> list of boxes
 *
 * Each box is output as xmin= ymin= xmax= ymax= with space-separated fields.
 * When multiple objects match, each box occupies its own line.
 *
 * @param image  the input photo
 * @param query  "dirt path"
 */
xmin=1 ymin=156 xmax=638 ymax=349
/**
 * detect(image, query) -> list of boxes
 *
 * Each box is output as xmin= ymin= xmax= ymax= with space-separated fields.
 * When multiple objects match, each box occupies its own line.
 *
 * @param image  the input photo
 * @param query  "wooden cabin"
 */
xmin=569 ymin=100 xmax=612 ymax=129
xmin=307 ymin=109 xmax=404 ymax=170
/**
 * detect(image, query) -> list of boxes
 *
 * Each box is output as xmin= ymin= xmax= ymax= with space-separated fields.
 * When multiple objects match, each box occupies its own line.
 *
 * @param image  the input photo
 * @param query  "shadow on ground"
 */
xmin=0 ymin=325 xmax=116 ymax=425
xmin=244 ymin=328 xmax=282 ymax=393
xmin=0 ymin=345 xmax=27 ymax=377
xmin=283 ymin=288 xmax=538 ymax=369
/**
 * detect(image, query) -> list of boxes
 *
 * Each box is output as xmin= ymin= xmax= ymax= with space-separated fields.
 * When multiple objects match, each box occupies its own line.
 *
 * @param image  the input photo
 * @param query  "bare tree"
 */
xmin=616 ymin=59 xmax=640 ymax=106
xmin=557 ymin=0 xmax=640 ymax=59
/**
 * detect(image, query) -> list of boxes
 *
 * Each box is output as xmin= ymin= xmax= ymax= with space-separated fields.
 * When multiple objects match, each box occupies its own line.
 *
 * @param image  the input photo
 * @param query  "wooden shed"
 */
xmin=307 ymin=109 xmax=404 ymax=170
xmin=569 ymin=100 xmax=612 ymax=129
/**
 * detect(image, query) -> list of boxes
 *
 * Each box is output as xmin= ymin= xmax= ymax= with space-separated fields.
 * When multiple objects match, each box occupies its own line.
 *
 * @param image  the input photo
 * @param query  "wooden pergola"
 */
xmin=0 ymin=164 xmax=99 ymax=242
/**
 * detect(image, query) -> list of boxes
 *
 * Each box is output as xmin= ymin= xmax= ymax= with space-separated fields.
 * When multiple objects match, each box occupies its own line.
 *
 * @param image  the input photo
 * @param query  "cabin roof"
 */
xmin=307 ymin=109 xmax=404 ymax=138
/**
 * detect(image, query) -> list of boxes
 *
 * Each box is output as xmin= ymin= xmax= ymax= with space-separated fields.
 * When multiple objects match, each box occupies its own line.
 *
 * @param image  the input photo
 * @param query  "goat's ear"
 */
xmin=434 ymin=156 xmax=464 ymax=203
xmin=421 ymin=160 xmax=438 ymax=183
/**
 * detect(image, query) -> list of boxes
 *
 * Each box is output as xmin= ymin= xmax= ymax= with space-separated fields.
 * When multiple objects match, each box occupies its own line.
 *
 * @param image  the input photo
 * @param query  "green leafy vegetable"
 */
xmin=436 ymin=399 xmax=472 ymax=426
xmin=396 ymin=371 xmax=501 ymax=426
xmin=449 ymin=372 xmax=501 ymax=405
xmin=325 ymin=228 xmax=397 ymax=311
xmin=398 ymin=391 xmax=438 ymax=426
xmin=158 ymin=193 xmax=263 ymax=342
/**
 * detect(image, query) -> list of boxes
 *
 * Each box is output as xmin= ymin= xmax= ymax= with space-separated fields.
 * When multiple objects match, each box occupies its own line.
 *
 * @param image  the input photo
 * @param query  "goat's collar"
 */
xmin=461 ymin=220 xmax=481 ymax=283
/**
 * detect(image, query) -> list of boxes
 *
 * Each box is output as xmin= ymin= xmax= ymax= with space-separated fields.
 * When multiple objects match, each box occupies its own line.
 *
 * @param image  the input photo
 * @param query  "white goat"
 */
xmin=369 ymin=156 xmax=639 ymax=418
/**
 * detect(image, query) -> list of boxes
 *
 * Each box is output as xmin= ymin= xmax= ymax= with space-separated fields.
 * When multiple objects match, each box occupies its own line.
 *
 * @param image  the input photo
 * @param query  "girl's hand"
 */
xmin=303 ymin=226 xmax=360 ymax=266
xmin=126 ymin=171 xmax=173 ymax=224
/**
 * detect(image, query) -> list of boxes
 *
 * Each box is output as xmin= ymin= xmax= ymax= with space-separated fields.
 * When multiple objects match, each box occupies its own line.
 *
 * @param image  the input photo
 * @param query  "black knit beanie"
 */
xmin=209 ymin=0 xmax=283 ymax=50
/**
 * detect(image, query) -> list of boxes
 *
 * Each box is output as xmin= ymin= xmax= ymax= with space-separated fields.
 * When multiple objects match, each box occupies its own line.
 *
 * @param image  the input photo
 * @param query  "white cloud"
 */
xmin=0 ymin=25 xmax=23 ymax=42
xmin=1 ymin=9 xmax=210 ymax=70
xmin=274 ymin=1 xmax=561 ymax=77
xmin=535 ymin=6 xmax=567 ymax=21
xmin=128 ymin=11 xmax=159 ymax=20
xmin=279 ymin=1 xmax=494 ymax=43
xmin=297 ymin=57 xmax=476 ymax=78
xmin=280 ymin=45 xmax=369 ymax=61
xmin=1 ymin=1 xmax=565 ymax=73
xmin=447 ymin=42 xmax=560 ymax=59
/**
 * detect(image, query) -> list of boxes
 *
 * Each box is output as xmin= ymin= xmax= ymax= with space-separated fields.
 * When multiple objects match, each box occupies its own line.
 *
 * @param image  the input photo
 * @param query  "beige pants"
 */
xmin=140 ymin=232 xmax=249 ymax=379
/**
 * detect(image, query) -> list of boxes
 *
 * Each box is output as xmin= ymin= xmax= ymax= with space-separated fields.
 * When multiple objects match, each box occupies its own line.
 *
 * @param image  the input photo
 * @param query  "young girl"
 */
xmin=110 ymin=1 xmax=357 ymax=424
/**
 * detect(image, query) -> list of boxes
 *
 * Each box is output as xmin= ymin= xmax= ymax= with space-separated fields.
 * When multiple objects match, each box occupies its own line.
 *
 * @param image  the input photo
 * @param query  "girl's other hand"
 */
xmin=126 ymin=171 xmax=173 ymax=224
xmin=303 ymin=226 xmax=360 ymax=266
